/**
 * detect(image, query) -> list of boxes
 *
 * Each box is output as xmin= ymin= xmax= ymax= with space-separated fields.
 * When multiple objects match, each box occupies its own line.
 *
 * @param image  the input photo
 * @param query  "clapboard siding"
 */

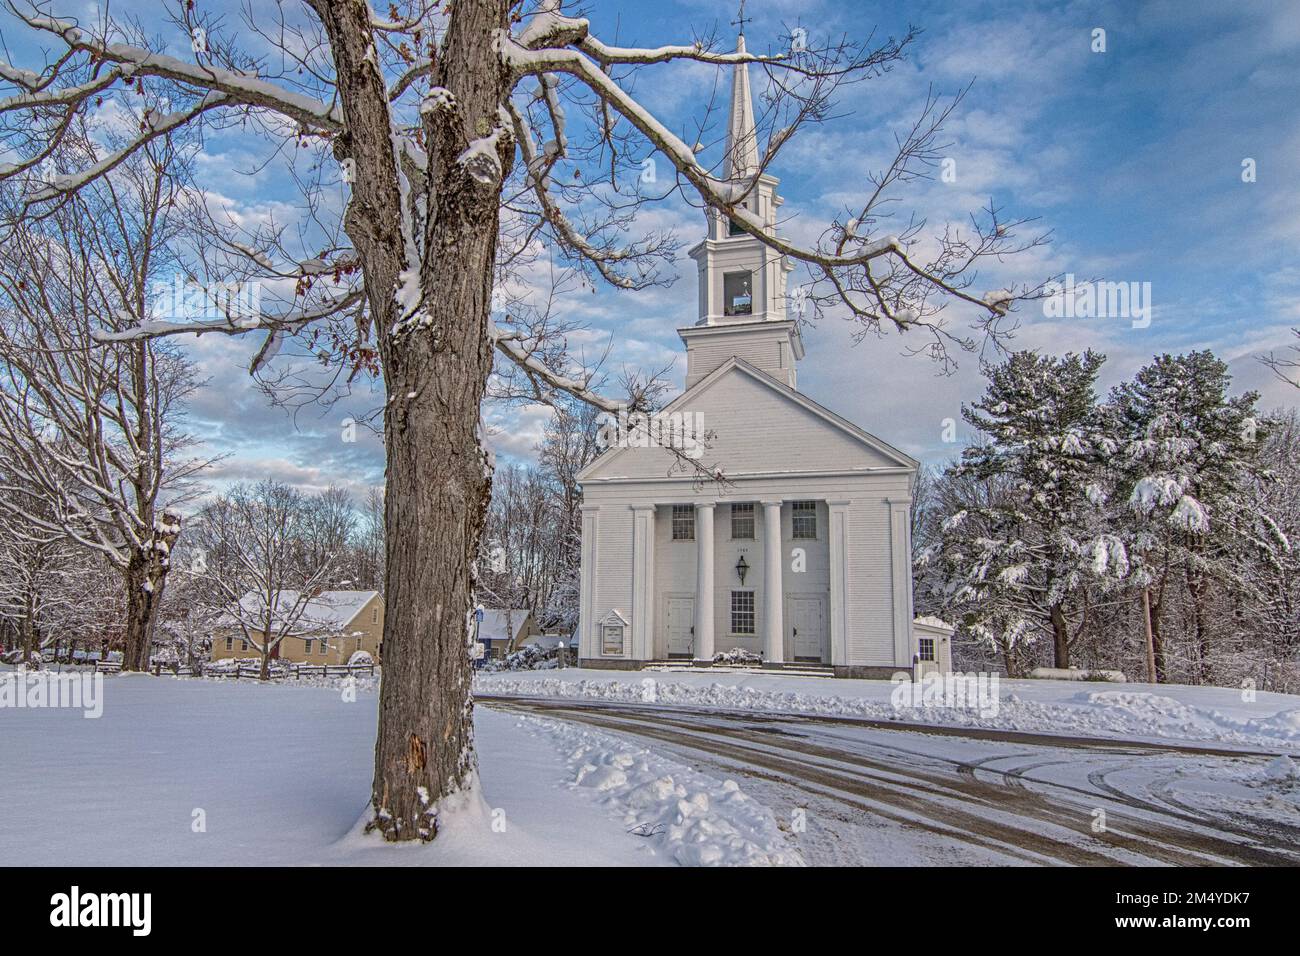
xmin=843 ymin=496 xmax=897 ymax=664
xmin=583 ymin=366 xmax=906 ymax=480
xmin=684 ymin=326 xmax=791 ymax=388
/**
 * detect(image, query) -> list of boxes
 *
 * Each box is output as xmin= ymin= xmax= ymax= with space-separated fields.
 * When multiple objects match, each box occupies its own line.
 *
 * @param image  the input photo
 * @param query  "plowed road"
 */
xmin=480 ymin=695 xmax=1300 ymax=866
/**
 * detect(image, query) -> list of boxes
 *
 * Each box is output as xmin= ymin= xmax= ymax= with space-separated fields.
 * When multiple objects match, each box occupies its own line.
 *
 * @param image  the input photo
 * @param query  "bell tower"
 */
xmin=682 ymin=30 xmax=802 ymax=389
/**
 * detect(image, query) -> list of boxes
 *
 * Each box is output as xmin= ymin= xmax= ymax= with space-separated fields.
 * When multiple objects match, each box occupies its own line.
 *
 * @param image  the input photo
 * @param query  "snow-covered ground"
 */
xmin=7 ymin=665 xmax=1299 ymax=867
xmin=476 ymin=669 xmax=1300 ymax=753
xmin=0 ymin=669 xmax=798 ymax=866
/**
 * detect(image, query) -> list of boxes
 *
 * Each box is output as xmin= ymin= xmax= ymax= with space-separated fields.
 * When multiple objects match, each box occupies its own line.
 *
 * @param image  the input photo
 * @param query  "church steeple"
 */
xmin=680 ymin=22 xmax=802 ymax=390
xmin=723 ymin=33 xmax=760 ymax=181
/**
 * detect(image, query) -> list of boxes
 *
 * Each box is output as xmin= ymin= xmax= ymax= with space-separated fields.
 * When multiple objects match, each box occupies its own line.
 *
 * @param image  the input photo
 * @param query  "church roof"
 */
xmin=577 ymin=356 xmax=919 ymax=482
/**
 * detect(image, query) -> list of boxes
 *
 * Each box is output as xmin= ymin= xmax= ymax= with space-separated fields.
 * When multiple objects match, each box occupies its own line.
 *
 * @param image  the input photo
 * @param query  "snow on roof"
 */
xmin=478 ymin=608 xmax=531 ymax=643
xmin=227 ymin=590 xmax=379 ymax=635
xmin=913 ymin=616 xmax=955 ymax=632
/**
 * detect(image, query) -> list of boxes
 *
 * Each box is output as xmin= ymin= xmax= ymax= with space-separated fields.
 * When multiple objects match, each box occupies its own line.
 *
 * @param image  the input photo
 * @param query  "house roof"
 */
xmin=224 ymin=590 xmax=378 ymax=635
xmin=578 ymin=356 xmax=919 ymax=481
xmin=477 ymin=608 xmax=532 ymax=643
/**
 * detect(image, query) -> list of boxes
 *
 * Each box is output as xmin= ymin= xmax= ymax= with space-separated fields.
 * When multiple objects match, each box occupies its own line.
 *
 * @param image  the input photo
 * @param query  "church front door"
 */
xmin=788 ymin=595 xmax=826 ymax=663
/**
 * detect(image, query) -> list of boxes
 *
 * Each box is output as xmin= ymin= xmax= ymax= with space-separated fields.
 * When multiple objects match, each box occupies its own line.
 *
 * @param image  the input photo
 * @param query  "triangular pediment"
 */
xmin=578 ymin=358 xmax=917 ymax=482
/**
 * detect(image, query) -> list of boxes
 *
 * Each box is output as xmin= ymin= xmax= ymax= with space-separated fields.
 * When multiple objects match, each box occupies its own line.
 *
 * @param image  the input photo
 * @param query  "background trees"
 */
xmin=919 ymin=349 xmax=1289 ymax=690
xmin=0 ymin=129 xmax=211 ymax=670
xmin=185 ymin=480 xmax=341 ymax=680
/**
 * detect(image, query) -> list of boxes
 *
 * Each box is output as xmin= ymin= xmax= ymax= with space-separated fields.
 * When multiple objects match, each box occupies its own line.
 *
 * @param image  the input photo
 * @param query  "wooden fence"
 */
xmin=202 ymin=661 xmax=376 ymax=680
xmin=90 ymin=660 xmax=375 ymax=680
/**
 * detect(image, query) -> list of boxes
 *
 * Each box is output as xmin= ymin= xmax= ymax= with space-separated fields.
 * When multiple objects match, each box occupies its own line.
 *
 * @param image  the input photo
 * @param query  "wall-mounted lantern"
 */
xmin=735 ymin=555 xmax=749 ymax=585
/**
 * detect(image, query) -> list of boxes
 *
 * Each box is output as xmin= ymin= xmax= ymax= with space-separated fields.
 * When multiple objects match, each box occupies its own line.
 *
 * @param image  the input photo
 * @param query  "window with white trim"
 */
xmin=225 ymin=636 xmax=233 ymax=651
xmin=730 ymin=590 xmax=755 ymax=635
xmin=918 ymin=637 xmax=935 ymax=662
xmin=371 ymin=607 xmax=378 ymax=625
xmin=304 ymin=639 xmax=313 ymax=654
xmin=792 ymin=500 xmax=818 ymax=539
xmin=672 ymin=504 xmax=695 ymax=541
xmin=730 ymin=502 xmax=755 ymax=539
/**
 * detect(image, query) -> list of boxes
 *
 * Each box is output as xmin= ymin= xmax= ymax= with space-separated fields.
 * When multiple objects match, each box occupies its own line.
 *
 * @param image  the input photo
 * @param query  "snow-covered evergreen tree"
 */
xmin=1104 ymin=351 xmax=1264 ymax=683
xmin=923 ymin=351 xmax=1115 ymax=669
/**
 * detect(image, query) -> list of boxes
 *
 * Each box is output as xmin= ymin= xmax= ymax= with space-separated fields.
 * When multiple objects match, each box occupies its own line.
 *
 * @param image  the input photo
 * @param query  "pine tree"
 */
xmin=1105 ymin=351 xmax=1264 ymax=683
xmin=925 ymin=351 xmax=1114 ymax=669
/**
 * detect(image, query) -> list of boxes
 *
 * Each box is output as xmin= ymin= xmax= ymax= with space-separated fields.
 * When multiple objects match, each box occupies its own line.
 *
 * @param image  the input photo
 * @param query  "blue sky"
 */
xmin=7 ymin=0 xmax=1298 ymax=498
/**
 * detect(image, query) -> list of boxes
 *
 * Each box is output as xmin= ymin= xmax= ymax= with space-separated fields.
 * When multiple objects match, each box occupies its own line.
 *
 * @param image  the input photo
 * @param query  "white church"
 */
xmin=575 ymin=33 xmax=953 ymax=678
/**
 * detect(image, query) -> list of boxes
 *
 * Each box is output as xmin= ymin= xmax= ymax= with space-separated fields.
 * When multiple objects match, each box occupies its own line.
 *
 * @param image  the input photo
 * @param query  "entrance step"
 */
xmin=643 ymin=660 xmax=835 ymax=678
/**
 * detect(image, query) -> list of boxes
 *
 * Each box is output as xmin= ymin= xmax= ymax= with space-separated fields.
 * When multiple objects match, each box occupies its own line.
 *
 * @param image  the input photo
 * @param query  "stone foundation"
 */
xmin=833 ymin=665 xmax=910 ymax=680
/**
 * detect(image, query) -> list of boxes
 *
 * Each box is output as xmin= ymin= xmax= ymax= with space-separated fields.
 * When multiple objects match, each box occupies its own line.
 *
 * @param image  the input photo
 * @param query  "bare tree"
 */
xmin=0 ymin=483 xmax=97 ymax=664
xmin=187 ymin=479 xmax=340 ymax=680
xmin=0 ymin=123 xmax=213 ymax=670
xmin=0 ymin=0 xmax=1046 ymax=841
xmin=353 ymin=486 xmax=386 ymax=592
xmin=1263 ymin=329 xmax=1300 ymax=389
xmin=301 ymin=485 xmax=359 ymax=583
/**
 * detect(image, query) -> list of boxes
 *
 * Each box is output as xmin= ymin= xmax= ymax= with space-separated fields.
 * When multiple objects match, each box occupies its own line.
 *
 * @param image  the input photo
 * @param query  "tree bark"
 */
xmin=20 ymin=590 xmax=34 ymax=666
xmin=1049 ymin=602 xmax=1070 ymax=669
xmin=120 ymin=517 xmax=181 ymax=672
xmin=1185 ymin=567 xmax=1211 ymax=685
xmin=1149 ymin=589 xmax=1167 ymax=683
xmin=317 ymin=0 xmax=516 ymax=841
xmin=1141 ymin=586 xmax=1157 ymax=683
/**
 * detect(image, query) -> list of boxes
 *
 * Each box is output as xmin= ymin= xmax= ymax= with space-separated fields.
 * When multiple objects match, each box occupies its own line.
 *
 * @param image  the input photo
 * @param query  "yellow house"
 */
xmin=210 ymin=590 xmax=385 ymax=666
xmin=477 ymin=608 xmax=540 ymax=660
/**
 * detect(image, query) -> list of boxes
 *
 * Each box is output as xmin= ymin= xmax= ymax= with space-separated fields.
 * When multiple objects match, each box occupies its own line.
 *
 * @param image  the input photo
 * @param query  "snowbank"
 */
xmin=513 ymin=713 xmax=801 ymax=866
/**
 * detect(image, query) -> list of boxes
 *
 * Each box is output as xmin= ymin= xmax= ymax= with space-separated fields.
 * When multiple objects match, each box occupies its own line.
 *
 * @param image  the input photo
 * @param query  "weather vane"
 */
xmin=731 ymin=0 xmax=752 ymax=36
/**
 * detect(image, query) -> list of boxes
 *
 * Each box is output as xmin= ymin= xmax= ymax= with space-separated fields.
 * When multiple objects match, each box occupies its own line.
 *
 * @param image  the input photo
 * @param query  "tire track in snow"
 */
xmin=482 ymin=697 xmax=1300 ymax=867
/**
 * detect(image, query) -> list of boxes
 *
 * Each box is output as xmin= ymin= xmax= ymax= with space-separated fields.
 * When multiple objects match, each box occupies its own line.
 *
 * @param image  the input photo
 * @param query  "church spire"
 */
xmin=723 ymin=32 xmax=760 ymax=181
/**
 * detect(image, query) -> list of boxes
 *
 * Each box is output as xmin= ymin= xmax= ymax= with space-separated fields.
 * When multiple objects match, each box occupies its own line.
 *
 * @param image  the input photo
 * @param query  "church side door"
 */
xmin=665 ymin=596 xmax=694 ymax=658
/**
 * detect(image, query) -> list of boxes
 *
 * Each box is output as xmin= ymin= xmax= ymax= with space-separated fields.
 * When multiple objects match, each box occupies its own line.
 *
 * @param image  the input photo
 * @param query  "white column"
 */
xmin=694 ymin=502 xmax=715 ymax=661
xmin=887 ymin=497 xmax=914 ymax=666
xmin=761 ymin=500 xmax=784 ymax=665
xmin=630 ymin=504 xmax=656 ymax=661
xmin=578 ymin=504 xmax=599 ymax=661
xmin=828 ymin=500 xmax=850 ymax=666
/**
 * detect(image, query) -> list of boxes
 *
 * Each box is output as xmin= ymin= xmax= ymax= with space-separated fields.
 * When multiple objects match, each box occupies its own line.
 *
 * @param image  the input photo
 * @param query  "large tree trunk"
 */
xmin=338 ymin=0 xmax=514 ymax=841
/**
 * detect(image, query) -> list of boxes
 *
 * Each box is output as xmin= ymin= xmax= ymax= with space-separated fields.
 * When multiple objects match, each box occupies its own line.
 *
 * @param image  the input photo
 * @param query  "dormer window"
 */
xmin=724 ymin=271 xmax=752 ymax=316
